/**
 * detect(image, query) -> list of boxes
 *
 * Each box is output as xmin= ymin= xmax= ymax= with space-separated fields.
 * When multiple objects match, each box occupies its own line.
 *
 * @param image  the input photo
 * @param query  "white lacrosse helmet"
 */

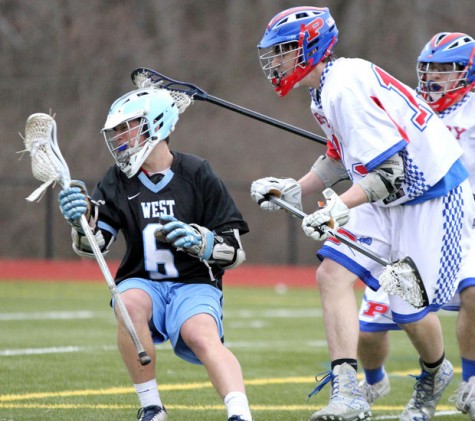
xmin=102 ymin=88 xmax=179 ymax=178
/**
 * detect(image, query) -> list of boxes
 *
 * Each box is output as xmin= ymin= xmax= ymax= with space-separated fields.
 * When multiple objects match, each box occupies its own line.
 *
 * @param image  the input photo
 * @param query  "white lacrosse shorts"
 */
xmin=359 ymin=242 xmax=475 ymax=331
xmin=318 ymin=180 xmax=475 ymax=325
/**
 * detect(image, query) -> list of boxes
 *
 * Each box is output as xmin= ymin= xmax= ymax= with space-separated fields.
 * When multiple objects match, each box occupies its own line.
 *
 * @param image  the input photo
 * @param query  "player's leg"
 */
xmin=394 ymin=185 xmax=475 ymax=421
xmin=357 ymin=287 xmax=395 ymax=404
xmin=116 ymin=281 xmax=168 ymax=421
xmin=318 ymin=259 xmax=361 ymax=360
xmin=308 ymin=258 xmax=371 ymax=421
xmin=169 ymin=283 xmax=252 ymax=421
xmin=397 ymin=310 xmax=453 ymax=421
xmin=180 ymin=313 xmax=252 ymax=420
xmin=308 ymin=204 xmax=389 ymax=420
xmin=451 ymin=283 xmax=475 ymax=418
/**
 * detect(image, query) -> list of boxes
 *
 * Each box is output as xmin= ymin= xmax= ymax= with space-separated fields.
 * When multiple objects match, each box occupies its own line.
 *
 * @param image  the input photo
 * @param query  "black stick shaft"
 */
xmin=204 ymin=94 xmax=326 ymax=145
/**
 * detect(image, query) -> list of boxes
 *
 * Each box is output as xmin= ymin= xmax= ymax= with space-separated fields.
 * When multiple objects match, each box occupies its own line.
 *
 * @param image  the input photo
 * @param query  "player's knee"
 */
xmin=317 ymin=260 xmax=352 ymax=293
xmin=460 ymin=286 xmax=475 ymax=311
xmin=115 ymin=290 xmax=152 ymax=324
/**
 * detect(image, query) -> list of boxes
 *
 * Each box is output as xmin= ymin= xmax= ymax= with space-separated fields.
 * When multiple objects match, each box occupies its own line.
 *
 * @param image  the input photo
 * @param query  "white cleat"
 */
xmin=399 ymin=359 xmax=453 ymax=421
xmin=450 ymin=376 xmax=475 ymax=420
xmin=359 ymin=372 xmax=390 ymax=405
xmin=309 ymin=363 xmax=372 ymax=421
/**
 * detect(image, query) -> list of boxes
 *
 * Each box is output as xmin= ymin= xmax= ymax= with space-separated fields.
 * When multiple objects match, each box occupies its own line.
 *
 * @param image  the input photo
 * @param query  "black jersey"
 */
xmin=92 ymin=151 xmax=249 ymax=289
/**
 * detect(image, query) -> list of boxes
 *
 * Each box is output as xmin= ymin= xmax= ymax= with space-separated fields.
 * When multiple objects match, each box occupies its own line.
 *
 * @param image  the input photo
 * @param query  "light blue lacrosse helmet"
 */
xmin=102 ymin=88 xmax=179 ymax=178
xmin=257 ymin=6 xmax=338 ymax=96
xmin=417 ymin=32 xmax=475 ymax=111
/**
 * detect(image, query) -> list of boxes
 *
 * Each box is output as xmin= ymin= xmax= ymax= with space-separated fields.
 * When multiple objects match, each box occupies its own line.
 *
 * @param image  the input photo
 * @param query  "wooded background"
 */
xmin=2 ymin=0 xmax=474 ymax=265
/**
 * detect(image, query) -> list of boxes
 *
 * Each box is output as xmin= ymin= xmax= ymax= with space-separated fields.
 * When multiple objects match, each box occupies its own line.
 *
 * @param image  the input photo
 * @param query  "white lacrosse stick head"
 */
xmin=132 ymin=70 xmax=193 ymax=114
xmin=22 ymin=113 xmax=71 ymax=201
xmin=379 ymin=257 xmax=428 ymax=308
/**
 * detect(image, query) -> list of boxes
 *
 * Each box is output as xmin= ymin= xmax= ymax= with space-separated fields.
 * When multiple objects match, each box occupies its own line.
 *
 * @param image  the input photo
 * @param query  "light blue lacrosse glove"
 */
xmin=157 ymin=214 xmax=214 ymax=260
xmin=58 ymin=180 xmax=89 ymax=226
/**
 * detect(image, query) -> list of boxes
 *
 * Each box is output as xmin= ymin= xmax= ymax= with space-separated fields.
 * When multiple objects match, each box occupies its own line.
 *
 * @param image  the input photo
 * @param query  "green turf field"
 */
xmin=0 ymin=280 xmax=466 ymax=420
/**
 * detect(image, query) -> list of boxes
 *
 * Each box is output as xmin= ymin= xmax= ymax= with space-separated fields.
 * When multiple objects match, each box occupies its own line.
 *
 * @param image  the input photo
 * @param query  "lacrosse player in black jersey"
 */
xmin=58 ymin=87 xmax=253 ymax=421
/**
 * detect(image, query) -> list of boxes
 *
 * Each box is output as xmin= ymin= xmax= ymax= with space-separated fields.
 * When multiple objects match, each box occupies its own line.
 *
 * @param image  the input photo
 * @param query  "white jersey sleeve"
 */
xmin=311 ymin=58 xmax=467 ymax=207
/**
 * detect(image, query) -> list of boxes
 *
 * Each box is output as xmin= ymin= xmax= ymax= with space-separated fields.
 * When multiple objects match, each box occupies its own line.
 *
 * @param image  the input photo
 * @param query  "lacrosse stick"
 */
xmin=131 ymin=67 xmax=327 ymax=145
xmin=21 ymin=113 xmax=152 ymax=366
xmin=267 ymin=194 xmax=429 ymax=308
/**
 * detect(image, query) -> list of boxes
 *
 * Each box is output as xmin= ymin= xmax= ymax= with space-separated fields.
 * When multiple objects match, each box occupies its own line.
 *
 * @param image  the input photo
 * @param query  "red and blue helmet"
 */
xmin=258 ymin=7 xmax=338 ymax=97
xmin=417 ymin=32 xmax=475 ymax=111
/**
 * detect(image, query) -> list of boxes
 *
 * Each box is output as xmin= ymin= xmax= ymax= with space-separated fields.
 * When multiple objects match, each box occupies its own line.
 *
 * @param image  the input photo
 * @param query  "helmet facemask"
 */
xmin=259 ymin=41 xmax=304 ymax=90
xmin=417 ymin=61 xmax=472 ymax=111
xmin=103 ymin=117 xmax=154 ymax=176
xmin=416 ymin=32 xmax=475 ymax=112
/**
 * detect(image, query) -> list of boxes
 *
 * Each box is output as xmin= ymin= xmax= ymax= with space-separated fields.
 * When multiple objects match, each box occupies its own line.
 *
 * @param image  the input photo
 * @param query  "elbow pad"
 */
xmin=311 ymin=154 xmax=349 ymax=188
xmin=358 ymin=154 xmax=404 ymax=202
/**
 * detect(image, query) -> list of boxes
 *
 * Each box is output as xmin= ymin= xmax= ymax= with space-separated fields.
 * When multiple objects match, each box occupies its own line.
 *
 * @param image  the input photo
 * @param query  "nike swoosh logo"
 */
xmin=127 ymin=193 xmax=140 ymax=200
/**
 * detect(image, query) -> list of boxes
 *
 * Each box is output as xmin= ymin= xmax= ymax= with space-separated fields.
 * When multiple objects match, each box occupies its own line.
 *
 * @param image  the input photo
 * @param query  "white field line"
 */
xmin=0 ymin=307 xmax=456 ymax=322
xmin=0 ymin=307 xmax=454 ymax=358
xmin=0 ymin=340 xmax=328 ymax=357
xmin=0 ymin=308 xmax=323 ymax=356
xmin=0 ymin=310 xmax=98 ymax=320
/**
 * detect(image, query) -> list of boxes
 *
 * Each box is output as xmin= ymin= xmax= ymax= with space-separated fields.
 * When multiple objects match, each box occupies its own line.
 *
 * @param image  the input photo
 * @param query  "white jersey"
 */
xmin=439 ymin=91 xmax=475 ymax=193
xmin=359 ymin=91 xmax=475 ymax=328
xmin=310 ymin=58 xmax=468 ymax=207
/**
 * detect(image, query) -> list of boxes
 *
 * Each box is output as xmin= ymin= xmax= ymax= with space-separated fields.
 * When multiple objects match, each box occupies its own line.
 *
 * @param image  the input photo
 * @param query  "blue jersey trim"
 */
xmin=138 ymin=169 xmax=174 ymax=193
xmin=97 ymin=221 xmax=118 ymax=238
xmin=458 ymin=277 xmax=475 ymax=293
xmin=359 ymin=321 xmax=401 ymax=332
xmin=406 ymin=159 xmax=468 ymax=205
xmin=317 ymin=245 xmax=380 ymax=291
xmin=391 ymin=303 xmax=442 ymax=324
xmin=365 ymin=139 xmax=408 ymax=172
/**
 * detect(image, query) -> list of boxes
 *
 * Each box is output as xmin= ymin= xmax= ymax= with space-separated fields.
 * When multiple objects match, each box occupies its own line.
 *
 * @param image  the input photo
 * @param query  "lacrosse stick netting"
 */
xmin=21 ymin=113 xmax=152 ymax=365
xmin=132 ymin=70 xmax=193 ymax=114
xmin=379 ymin=257 xmax=428 ymax=308
xmin=21 ymin=113 xmax=71 ymax=202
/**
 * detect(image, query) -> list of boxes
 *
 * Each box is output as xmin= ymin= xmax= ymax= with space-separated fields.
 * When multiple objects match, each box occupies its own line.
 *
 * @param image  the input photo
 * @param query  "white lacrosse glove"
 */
xmin=58 ymin=180 xmax=91 ymax=228
xmin=250 ymin=177 xmax=302 ymax=212
xmin=156 ymin=215 xmax=214 ymax=260
xmin=302 ymin=188 xmax=349 ymax=241
xmin=72 ymin=228 xmax=107 ymax=257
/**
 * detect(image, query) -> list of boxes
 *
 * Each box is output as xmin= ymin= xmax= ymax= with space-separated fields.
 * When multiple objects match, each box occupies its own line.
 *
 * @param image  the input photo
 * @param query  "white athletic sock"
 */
xmin=134 ymin=379 xmax=162 ymax=408
xmin=224 ymin=391 xmax=252 ymax=420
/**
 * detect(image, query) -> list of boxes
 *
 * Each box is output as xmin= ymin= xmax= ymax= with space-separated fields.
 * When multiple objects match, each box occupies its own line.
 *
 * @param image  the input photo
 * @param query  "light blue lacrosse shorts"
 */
xmin=115 ymin=278 xmax=224 ymax=364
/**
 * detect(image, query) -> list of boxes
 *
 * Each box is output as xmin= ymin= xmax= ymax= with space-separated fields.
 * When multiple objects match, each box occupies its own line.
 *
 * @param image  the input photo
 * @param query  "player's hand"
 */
xmin=250 ymin=177 xmax=301 ymax=211
xmin=156 ymin=215 xmax=214 ymax=260
xmin=58 ymin=180 xmax=89 ymax=225
xmin=302 ymin=188 xmax=349 ymax=241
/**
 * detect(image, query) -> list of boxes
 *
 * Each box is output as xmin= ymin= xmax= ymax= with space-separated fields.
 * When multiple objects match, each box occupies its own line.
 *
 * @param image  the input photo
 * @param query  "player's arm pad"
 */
xmin=205 ymin=226 xmax=246 ymax=269
xmin=357 ymin=153 xmax=404 ymax=202
xmin=311 ymin=154 xmax=349 ymax=188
